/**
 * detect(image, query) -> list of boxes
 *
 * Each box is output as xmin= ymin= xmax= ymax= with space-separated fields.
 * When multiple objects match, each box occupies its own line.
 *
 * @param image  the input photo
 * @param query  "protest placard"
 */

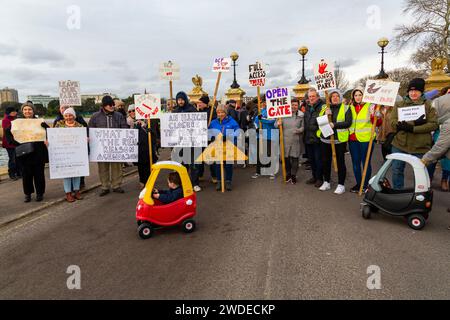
xmin=313 ymin=59 xmax=336 ymax=92
xmin=47 ymin=128 xmax=89 ymax=179
xmin=398 ymin=105 xmax=426 ymax=122
xmin=89 ymin=128 xmax=138 ymax=162
xmin=159 ymin=61 xmax=180 ymax=81
xmin=160 ymin=113 xmax=208 ymax=148
xmin=249 ymin=62 xmax=266 ymax=87
xmin=10 ymin=119 xmax=46 ymax=143
xmin=265 ymin=87 xmax=292 ymax=119
xmin=59 ymin=80 xmax=81 ymax=106
xmin=212 ymin=58 xmax=231 ymax=72
xmin=134 ymin=93 xmax=162 ymax=119
xmin=363 ymin=80 xmax=400 ymax=107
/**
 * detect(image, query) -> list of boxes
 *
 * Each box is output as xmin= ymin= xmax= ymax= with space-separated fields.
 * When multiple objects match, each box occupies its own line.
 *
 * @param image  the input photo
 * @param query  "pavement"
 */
xmin=0 ymin=148 xmax=449 ymax=299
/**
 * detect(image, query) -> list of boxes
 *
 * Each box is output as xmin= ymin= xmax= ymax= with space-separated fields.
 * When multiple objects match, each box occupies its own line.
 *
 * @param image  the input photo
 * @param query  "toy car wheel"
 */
xmin=362 ymin=205 xmax=372 ymax=219
xmin=407 ymin=214 xmax=426 ymax=230
xmin=137 ymin=220 xmax=143 ymax=226
xmin=182 ymin=219 xmax=196 ymax=233
xmin=138 ymin=223 xmax=153 ymax=239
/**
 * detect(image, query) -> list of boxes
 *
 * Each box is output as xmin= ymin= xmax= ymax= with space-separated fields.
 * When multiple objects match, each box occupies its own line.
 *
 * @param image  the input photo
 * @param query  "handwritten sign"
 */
xmin=160 ymin=113 xmax=208 ymax=148
xmin=249 ymin=62 xmax=266 ymax=87
xmin=59 ymin=80 xmax=81 ymax=106
xmin=212 ymin=58 xmax=231 ymax=72
xmin=134 ymin=93 xmax=161 ymax=119
xmin=47 ymin=128 xmax=89 ymax=179
xmin=314 ymin=59 xmax=336 ymax=92
xmin=266 ymin=87 xmax=292 ymax=119
xmin=10 ymin=119 xmax=46 ymax=143
xmin=89 ymin=128 xmax=138 ymax=162
xmin=363 ymin=80 xmax=400 ymax=107
xmin=159 ymin=61 xmax=180 ymax=81
xmin=398 ymin=105 xmax=426 ymax=122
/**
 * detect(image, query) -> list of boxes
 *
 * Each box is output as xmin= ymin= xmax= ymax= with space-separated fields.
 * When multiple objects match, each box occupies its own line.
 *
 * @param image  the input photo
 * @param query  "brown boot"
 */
xmin=74 ymin=190 xmax=83 ymax=200
xmin=66 ymin=193 xmax=75 ymax=203
xmin=441 ymin=179 xmax=449 ymax=192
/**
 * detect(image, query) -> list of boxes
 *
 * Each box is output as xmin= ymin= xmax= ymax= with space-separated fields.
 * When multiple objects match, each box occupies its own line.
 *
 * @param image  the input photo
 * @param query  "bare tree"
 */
xmin=393 ymin=0 xmax=450 ymax=71
xmin=334 ymin=63 xmax=350 ymax=92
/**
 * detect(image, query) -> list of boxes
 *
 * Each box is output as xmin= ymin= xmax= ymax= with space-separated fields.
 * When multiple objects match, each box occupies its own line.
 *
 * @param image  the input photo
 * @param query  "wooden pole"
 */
xmin=221 ymin=138 xmax=225 ymax=193
xmin=279 ymin=119 xmax=287 ymax=182
xmin=325 ymin=91 xmax=338 ymax=173
xmin=209 ymin=72 xmax=222 ymax=126
xmin=169 ymin=80 xmax=174 ymax=112
xmin=147 ymin=119 xmax=153 ymax=168
xmin=359 ymin=105 xmax=380 ymax=196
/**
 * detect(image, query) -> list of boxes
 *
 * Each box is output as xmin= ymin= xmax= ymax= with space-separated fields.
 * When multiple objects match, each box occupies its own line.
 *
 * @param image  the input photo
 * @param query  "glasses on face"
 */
xmin=129 ymin=110 xmax=135 ymax=113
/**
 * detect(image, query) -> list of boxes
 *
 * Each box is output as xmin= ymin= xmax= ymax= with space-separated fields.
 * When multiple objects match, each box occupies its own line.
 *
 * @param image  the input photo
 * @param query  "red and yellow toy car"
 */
xmin=136 ymin=161 xmax=197 ymax=239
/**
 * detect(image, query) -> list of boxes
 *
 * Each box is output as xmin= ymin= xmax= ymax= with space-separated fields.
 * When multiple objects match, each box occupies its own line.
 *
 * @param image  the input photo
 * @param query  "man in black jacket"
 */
xmin=197 ymin=95 xmax=217 ymax=183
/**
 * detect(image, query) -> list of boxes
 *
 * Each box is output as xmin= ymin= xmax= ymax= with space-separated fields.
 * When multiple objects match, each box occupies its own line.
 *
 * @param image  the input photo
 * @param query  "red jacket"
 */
xmin=2 ymin=115 xmax=16 ymax=149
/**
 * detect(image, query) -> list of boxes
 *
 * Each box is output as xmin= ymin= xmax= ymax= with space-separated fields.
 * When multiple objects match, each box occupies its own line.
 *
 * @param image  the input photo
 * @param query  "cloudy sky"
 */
xmin=0 ymin=0 xmax=416 ymax=101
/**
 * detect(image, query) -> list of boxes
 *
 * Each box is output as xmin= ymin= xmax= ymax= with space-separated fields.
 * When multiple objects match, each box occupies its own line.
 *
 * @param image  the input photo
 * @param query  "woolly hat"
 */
xmin=199 ymin=95 xmax=210 ymax=105
xmin=63 ymin=107 xmax=76 ymax=117
xmin=407 ymin=78 xmax=425 ymax=93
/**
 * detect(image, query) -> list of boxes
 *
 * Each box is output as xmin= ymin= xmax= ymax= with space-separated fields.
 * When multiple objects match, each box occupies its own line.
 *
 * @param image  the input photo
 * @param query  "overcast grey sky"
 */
xmin=0 ymin=0 xmax=415 ymax=101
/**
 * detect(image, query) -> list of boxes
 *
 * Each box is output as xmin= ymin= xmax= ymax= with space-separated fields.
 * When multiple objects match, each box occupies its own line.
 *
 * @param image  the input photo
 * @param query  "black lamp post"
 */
xmin=230 ymin=52 xmax=240 ymax=89
xmin=298 ymin=46 xmax=310 ymax=84
xmin=376 ymin=37 xmax=389 ymax=79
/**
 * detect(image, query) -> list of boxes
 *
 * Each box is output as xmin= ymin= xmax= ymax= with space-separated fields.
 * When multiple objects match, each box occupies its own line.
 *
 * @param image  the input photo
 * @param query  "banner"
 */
xmin=212 ymin=58 xmax=231 ymax=72
xmin=265 ymin=87 xmax=292 ymax=119
xmin=134 ymin=93 xmax=162 ymax=119
xmin=159 ymin=61 xmax=180 ymax=81
xmin=89 ymin=128 xmax=138 ymax=162
xmin=59 ymin=80 xmax=81 ymax=106
xmin=10 ymin=119 xmax=46 ymax=143
xmin=160 ymin=113 xmax=208 ymax=148
xmin=363 ymin=80 xmax=400 ymax=107
xmin=398 ymin=105 xmax=426 ymax=122
xmin=47 ymin=128 xmax=89 ymax=179
xmin=313 ymin=59 xmax=336 ymax=91
xmin=249 ymin=62 xmax=266 ymax=87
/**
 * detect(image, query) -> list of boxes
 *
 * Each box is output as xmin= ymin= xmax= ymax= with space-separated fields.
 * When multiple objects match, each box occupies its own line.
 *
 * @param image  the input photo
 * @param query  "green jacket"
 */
xmin=390 ymin=96 xmax=438 ymax=154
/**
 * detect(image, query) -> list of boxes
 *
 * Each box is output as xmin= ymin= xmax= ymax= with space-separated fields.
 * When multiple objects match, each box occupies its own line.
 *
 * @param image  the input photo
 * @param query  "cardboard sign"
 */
xmin=249 ymin=62 xmax=266 ymax=87
xmin=89 ymin=128 xmax=138 ymax=162
xmin=59 ymin=80 xmax=81 ymax=106
xmin=47 ymin=128 xmax=89 ymax=179
xmin=212 ymin=58 xmax=231 ymax=72
xmin=159 ymin=61 xmax=180 ymax=81
xmin=265 ymin=87 xmax=292 ymax=119
xmin=313 ymin=59 xmax=336 ymax=92
xmin=160 ymin=113 xmax=208 ymax=148
xmin=10 ymin=119 xmax=46 ymax=143
xmin=398 ymin=105 xmax=426 ymax=122
xmin=363 ymin=80 xmax=400 ymax=107
xmin=134 ymin=93 xmax=161 ymax=119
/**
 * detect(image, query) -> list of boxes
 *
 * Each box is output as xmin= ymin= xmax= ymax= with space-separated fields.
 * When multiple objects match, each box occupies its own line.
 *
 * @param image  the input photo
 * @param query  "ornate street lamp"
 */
xmin=298 ymin=46 xmax=310 ymax=84
xmin=376 ymin=37 xmax=389 ymax=79
xmin=230 ymin=52 xmax=240 ymax=89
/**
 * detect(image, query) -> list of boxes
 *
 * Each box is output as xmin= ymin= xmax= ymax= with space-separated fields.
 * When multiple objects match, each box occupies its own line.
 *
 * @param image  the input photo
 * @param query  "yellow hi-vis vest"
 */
xmin=350 ymin=103 xmax=376 ymax=142
xmin=316 ymin=103 xmax=350 ymax=142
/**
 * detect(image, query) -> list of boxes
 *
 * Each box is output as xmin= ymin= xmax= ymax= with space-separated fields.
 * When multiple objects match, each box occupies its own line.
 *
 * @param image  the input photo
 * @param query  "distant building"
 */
xmin=27 ymin=95 xmax=59 ymax=108
xmin=81 ymin=93 xmax=118 ymax=104
xmin=0 ymin=87 xmax=19 ymax=104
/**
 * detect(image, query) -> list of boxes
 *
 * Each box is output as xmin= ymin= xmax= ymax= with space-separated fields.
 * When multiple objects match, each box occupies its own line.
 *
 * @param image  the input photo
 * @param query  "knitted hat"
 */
xmin=407 ymin=78 xmax=425 ymax=93
xmin=128 ymin=104 xmax=136 ymax=111
xmin=199 ymin=95 xmax=210 ymax=105
xmin=21 ymin=101 xmax=35 ymax=113
xmin=5 ymin=106 xmax=17 ymax=115
xmin=63 ymin=107 xmax=76 ymax=117
xmin=102 ymin=95 xmax=114 ymax=107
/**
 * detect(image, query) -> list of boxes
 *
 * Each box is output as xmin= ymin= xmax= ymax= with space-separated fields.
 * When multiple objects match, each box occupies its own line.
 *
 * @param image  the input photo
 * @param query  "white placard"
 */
xmin=159 ymin=61 xmax=180 ymax=81
xmin=212 ymin=58 xmax=231 ymax=72
xmin=89 ymin=128 xmax=138 ymax=162
xmin=398 ymin=105 xmax=426 ymax=122
xmin=48 ymin=128 xmax=89 ymax=179
xmin=160 ymin=113 xmax=208 ymax=148
xmin=363 ymin=80 xmax=400 ymax=107
xmin=134 ymin=93 xmax=161 ymax=119
xmin=249 ymin=62 xmax=266 ymax=87
xmin=265 ymin=87 xmax=292 ymax=119
xmin=313 ymin=59 xmax=336 ymax=92
xmin=59 ymin=80 xmax=81 ymax=106
xmin=317 ymin=115 xmax=334 ymax=138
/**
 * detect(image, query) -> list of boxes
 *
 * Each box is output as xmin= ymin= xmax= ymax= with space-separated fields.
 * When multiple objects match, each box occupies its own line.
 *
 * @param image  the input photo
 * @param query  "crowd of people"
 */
xmin=1 ymin=77 xmax=449 ymax=228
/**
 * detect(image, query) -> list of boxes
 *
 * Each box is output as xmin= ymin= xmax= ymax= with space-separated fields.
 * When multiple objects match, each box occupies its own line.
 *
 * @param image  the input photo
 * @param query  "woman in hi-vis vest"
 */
xmin=348 ymin=88 xmax=382 ymax=193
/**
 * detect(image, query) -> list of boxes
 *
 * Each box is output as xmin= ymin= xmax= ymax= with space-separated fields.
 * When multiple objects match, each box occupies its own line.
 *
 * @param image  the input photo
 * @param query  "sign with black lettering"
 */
xmin=89 ymin=128 xmax=138 ymax=162
xmin=59 ymin=80 xmax=81 ymax=106
xmin=313 ymin=59 xmax=336 ymax=92
xmin=249 ymin=62 xmax=266 ymax=87
xmin=160 ymin=113 xmax=208 ymax=148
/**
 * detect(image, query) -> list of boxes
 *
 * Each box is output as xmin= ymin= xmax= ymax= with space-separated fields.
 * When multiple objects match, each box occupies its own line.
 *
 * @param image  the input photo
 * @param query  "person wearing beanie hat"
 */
xmin=348 ymin=87 xmax=382 ymax=193
xmin=53 ymin=105 xmax=87 ymax=128
xmin=89 ymin=95 xmax=129 ymax=196
xmin=2 ymin=105 xmax=20 ymax=180
xmin=227 ymin=99 xmax=239 ymax=123
xmin=126 ymin=104 xmax=136 ymax=128
xmin=389 ymin=77 xmax=438 ymax=190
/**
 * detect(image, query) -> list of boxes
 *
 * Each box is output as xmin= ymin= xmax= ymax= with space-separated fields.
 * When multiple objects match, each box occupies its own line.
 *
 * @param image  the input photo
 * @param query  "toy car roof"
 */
xmin=386 ymin=153 xmax=425 ymax=170
xmin=152 ymin=161 xmax=183 ymax=169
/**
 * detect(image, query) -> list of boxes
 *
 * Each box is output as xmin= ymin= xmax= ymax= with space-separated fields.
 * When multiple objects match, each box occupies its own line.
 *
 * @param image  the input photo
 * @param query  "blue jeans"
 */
xmin=391 ymin=146 xmax=433 ymax=190
xmin=349 ymin=141 xmax=373 ymax=187
xmin=215 ymin=164 xmax=233 ymax=182
xmin=63 ymin=177 xmax=81 ymax=193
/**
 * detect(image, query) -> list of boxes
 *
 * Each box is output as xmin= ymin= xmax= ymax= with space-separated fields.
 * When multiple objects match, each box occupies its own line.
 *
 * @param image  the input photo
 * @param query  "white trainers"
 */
xmin=269 ymin=174 xmax=276 ymax=180
xmin=334 ymin=184 xmax=346 ymax=195
xmin=319 ymin=181 xmax=331 ymax=191
xmin=193 ymin=185 xmax=202 ymax=192
xmin=251 ymin=173 xmax=260 ymax=179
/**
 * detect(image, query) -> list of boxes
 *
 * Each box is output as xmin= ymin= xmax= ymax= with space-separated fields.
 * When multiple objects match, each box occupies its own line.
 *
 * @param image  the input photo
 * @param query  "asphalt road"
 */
xmin=0 ymin=153 xmax=449 ymax=299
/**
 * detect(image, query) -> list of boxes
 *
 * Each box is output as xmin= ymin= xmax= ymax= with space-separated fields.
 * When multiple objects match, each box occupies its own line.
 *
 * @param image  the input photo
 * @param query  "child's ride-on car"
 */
xmin=136 ymin=161 xmax=197 ymax=239
xmin=361 ymin=153 xmax=433 ymax=230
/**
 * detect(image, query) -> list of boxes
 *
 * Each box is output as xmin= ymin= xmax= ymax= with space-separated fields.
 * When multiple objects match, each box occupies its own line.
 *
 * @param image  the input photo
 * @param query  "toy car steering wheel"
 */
xmin=380 ymin=177 xmax=392 ymax=189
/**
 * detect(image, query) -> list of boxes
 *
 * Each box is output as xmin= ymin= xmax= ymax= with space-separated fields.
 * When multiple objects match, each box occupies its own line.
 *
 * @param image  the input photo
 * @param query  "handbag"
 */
xmin=15 ymin=142 xmax=35 ymax=158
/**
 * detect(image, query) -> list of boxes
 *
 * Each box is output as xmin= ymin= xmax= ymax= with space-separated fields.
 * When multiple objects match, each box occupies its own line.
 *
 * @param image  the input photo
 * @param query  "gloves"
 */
xmin=374 ymin=111 xmax=382 ymax=118
xmin=41 ymin=122 xmax=50 ymax=129
xmin=258 ymin=114 xmax=262 ymax=120
xmin=414 ymin=115 xmax=426 ymax=126
xmin=397 ymin=121 xmax=414 ymax=133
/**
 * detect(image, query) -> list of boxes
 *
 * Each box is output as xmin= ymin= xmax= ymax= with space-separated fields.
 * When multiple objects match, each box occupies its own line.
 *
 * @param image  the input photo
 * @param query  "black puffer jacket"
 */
xmin=88 ymin=108 xmax=128 ymax=129
xmin=304 ymin=99 xmax=325 ymax=144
